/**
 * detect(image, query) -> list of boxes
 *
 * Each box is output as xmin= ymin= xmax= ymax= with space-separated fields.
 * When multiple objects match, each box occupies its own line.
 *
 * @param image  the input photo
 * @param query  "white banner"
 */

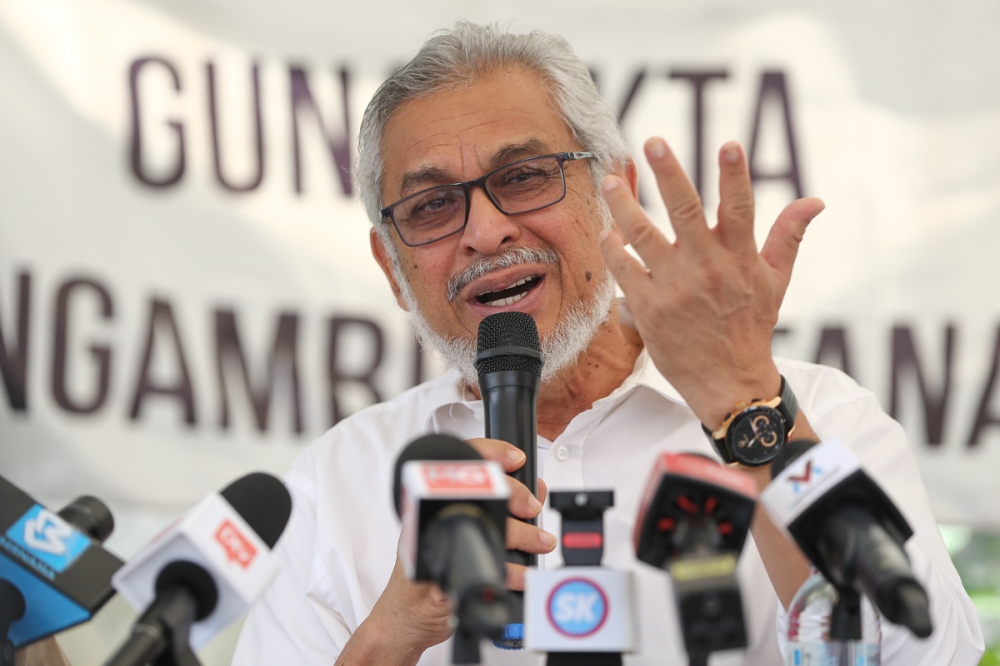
xmin=1 ymin=0 xmax=998 ymax=528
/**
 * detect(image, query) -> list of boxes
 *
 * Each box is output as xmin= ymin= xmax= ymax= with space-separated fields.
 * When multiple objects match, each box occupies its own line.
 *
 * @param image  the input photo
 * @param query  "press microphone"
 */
xmin=394 ymin=434 xmax=511 ymax=664
xmin=0 ymin=475 xmax=123 ymax=658
xmin=633 ymin=453 xmax=758 ymax=665
xmin=475 ymin=312 xmax=543 ymax=647
xmin=525 ymin=490 xmax=638 ymax=664
xmin=105 ymin=472 xmax=292 ymax=666
xmin=761 ymin=439 xmax=933 ymax=639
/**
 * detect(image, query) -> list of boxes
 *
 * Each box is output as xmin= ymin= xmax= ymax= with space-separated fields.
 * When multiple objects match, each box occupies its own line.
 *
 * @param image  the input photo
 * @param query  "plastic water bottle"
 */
xmin=786 ymin=571 xmax=881 ymax=666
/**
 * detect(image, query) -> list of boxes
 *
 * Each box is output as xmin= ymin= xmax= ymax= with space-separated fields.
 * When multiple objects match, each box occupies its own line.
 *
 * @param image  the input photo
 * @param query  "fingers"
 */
xmin=465 ymin=437 xmax=528 ymax=473
xmin=380 ymin=558 xmax=451 ymax=622
xmin=503 ymin=479 xmax=555 ymax=592
xmin=716 ymin=142 xmax=756 ymax=252
xmin=507 ymin=563 xmax=527 ymax=591
xmin=507 ymin=474 xmax=543 ymax=519
xmin=642 ymin=137 xmax=712 ymax=251
xmin=760 ymin=196 xmax=826 ymax=294
xmin=506 ymin=517 xmax=557 ymax=555
xmin=599 ymin=225 xmax=651 ymax=295
xmin=600 ymin=174 xmax=673 ymax=279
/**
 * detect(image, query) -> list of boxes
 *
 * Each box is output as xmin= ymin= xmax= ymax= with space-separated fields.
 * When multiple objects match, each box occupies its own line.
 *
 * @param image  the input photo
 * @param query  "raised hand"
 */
xmin=599 ymin=138 xmax=825 ymax=429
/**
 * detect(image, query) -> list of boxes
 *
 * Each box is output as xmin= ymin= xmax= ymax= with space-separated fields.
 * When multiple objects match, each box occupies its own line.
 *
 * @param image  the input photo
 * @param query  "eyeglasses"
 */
xmin=380 ymin=151 xmax=596 ymax=247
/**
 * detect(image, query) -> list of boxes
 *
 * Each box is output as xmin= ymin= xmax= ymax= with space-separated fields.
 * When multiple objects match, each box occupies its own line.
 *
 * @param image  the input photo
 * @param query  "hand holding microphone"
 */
xmin=463 ymin=438 xmax=554 ymax=592
xmin=348 ymin=435 xmax=552 ymax=666
xmin=393 ymin=434 xmax=511 ymax=664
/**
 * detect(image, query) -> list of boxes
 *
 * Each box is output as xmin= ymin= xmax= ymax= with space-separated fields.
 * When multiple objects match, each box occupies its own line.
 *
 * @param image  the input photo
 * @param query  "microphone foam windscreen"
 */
xmin=770 ymin=439 xmax=820 ymax=479
xmin=392 ymin=434 xmax=483 ymax=517
xmin=475 ymin=312 xmax=542 ymax=376
xmin=220 ymin=472 xmax=292 ymax=549
xmin=58 ymin=495 xmax=115 ymax=543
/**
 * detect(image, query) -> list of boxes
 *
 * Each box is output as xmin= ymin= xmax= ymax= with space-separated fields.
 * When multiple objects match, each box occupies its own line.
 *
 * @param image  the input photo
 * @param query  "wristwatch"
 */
xmin=701 ymin=376 xmax=798 ymax=466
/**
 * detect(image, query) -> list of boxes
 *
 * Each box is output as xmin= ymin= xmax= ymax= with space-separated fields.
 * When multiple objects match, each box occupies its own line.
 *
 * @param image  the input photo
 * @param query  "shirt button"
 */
xmin=553 ymin=445 xmax=569 ymax=462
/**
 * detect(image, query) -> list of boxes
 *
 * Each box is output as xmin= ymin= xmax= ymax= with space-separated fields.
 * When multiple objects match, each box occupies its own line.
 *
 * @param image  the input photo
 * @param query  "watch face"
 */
xmin=728 ymin=405 xmax=786 ymax=465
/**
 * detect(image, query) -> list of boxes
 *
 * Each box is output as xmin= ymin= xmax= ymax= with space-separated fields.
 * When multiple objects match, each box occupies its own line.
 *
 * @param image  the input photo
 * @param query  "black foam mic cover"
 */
xmin=58 ymin=496 xmax=115 ymax=543
xmin=475 ymin=312 xmax=543 ymax=376
xmin=219 ymin=473 xmax=292 ymax=549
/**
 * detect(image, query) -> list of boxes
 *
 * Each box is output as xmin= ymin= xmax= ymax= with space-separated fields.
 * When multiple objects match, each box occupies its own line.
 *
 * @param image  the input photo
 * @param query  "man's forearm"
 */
xmin=334 ymin=614 xmax=424 ymax=666
xmin=745 ymin=412 xmax=818 ymax=609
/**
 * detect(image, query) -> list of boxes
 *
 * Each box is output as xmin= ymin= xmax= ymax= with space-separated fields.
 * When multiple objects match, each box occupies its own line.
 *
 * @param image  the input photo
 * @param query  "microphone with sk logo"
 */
xmin=525 ymin=490 xmax=638 ymax=666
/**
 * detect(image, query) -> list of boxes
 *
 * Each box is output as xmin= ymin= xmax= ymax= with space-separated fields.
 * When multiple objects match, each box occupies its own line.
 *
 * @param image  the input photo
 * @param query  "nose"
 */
xmin=458 ymin=185 xmax=521 ymax=256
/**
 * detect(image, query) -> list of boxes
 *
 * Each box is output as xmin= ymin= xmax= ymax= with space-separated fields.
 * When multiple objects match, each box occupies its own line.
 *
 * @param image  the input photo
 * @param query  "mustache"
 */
xmin=447 ymin=246 xmax=559 ymax=302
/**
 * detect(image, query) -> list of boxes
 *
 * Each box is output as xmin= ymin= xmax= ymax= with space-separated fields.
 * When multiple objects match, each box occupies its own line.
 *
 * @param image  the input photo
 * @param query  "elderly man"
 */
xmin=234 ymin=21 xmax=981 ymax=665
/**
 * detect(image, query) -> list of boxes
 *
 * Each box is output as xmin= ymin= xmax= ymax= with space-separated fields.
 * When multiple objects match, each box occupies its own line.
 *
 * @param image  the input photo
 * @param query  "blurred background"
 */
xmin=1 ymin=0 xmax=998 ymax=663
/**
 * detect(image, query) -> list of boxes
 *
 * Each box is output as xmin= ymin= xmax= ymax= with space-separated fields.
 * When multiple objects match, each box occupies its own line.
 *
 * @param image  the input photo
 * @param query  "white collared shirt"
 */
xmin=233 ymin=352 xmax=982 ymax=665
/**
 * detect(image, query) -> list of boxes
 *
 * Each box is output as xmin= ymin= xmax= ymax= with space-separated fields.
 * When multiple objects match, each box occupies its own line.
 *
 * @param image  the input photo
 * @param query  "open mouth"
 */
xmin=475 ymin=276 xmax=542 ymax=307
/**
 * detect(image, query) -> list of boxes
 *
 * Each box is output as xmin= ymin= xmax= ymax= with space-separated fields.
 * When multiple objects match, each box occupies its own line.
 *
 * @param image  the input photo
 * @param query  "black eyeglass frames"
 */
xmin=379 ymin=151 xmax=596 ymax=247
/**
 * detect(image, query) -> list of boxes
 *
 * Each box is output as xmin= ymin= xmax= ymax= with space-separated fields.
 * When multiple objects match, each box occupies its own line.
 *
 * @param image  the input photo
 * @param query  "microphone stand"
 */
xmin=545 ymin=491 xmax=622 ymax=666
xmin=104 ymin=586 xmax=203 ymax=666
xmin=0 ymin=580 xmax=24 ymax=666
xmin=687 ymin=653 xmax=708 ymax=666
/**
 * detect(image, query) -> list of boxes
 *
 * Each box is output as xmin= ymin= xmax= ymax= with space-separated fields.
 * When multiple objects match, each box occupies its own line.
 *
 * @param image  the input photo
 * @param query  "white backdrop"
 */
xmin=1 ymin=0 xmax=999 ymax=547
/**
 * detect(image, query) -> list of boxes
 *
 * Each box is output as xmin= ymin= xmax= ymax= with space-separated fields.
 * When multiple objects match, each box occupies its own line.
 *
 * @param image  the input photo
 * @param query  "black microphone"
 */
xmin=393 ymin=434 xmax=511 ymax=664
xmin=762 ymin=439 xmax=933 ymax=639
xmin=633 ymin=453 xmax=758 ymax=665
xmin=0 ymin=476 xmax=124 ymax=660
xmin=105 ymin=473 xmax=292 ymax=666
xmin=475 ymin=312 xmax=542 ymax=648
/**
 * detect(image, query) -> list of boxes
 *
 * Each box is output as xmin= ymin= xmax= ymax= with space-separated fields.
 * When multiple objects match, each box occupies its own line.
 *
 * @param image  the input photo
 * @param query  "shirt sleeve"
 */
xmin=777 ymin=365 xmax=984 ymax=665
xmin=233 ymin=458 xmax=353 ymax=665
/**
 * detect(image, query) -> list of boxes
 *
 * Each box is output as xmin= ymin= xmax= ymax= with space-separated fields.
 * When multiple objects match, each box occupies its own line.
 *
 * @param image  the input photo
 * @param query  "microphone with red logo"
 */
xmin=761 ymin=439 xmax=933 ymax=640
xmin=633 ymin=453 xmax=758 ymax=666
xmin=104 ymin=473 xmax=291 ymax=666
xmin=394 ymin=434 xmax=511 ymax=664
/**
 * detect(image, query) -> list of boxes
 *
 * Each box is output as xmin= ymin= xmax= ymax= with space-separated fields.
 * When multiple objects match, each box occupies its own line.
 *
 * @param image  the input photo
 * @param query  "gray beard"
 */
xmin=394 ymin=252 xmax=616 ymax=387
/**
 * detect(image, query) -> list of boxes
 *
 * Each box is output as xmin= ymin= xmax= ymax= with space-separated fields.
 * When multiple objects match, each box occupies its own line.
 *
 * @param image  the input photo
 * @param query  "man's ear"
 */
xmin=370 ymin=229 xmax=410 ymax=312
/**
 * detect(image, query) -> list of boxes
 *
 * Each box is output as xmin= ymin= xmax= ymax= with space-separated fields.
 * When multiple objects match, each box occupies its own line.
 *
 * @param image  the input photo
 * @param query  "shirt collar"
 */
xmin=422 ymin=345 xmax=689 ymax=435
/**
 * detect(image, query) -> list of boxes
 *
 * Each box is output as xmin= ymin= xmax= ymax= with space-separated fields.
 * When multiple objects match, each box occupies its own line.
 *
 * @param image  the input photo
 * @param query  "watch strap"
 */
xmin=777 ymin=375 xmax=798 ymax=430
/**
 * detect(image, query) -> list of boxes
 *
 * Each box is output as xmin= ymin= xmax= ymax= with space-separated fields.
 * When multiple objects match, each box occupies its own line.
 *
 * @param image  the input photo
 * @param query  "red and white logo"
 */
xmin=215 ymin=519 xmax=257 ymax=568
xmin=422 ymin=463 xmax=493 ymax=492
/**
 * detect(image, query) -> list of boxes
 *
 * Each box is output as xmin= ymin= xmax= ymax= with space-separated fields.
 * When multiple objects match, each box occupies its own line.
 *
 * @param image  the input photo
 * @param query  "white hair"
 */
xmin=357 ymin=20 xmax=631 ymax=253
